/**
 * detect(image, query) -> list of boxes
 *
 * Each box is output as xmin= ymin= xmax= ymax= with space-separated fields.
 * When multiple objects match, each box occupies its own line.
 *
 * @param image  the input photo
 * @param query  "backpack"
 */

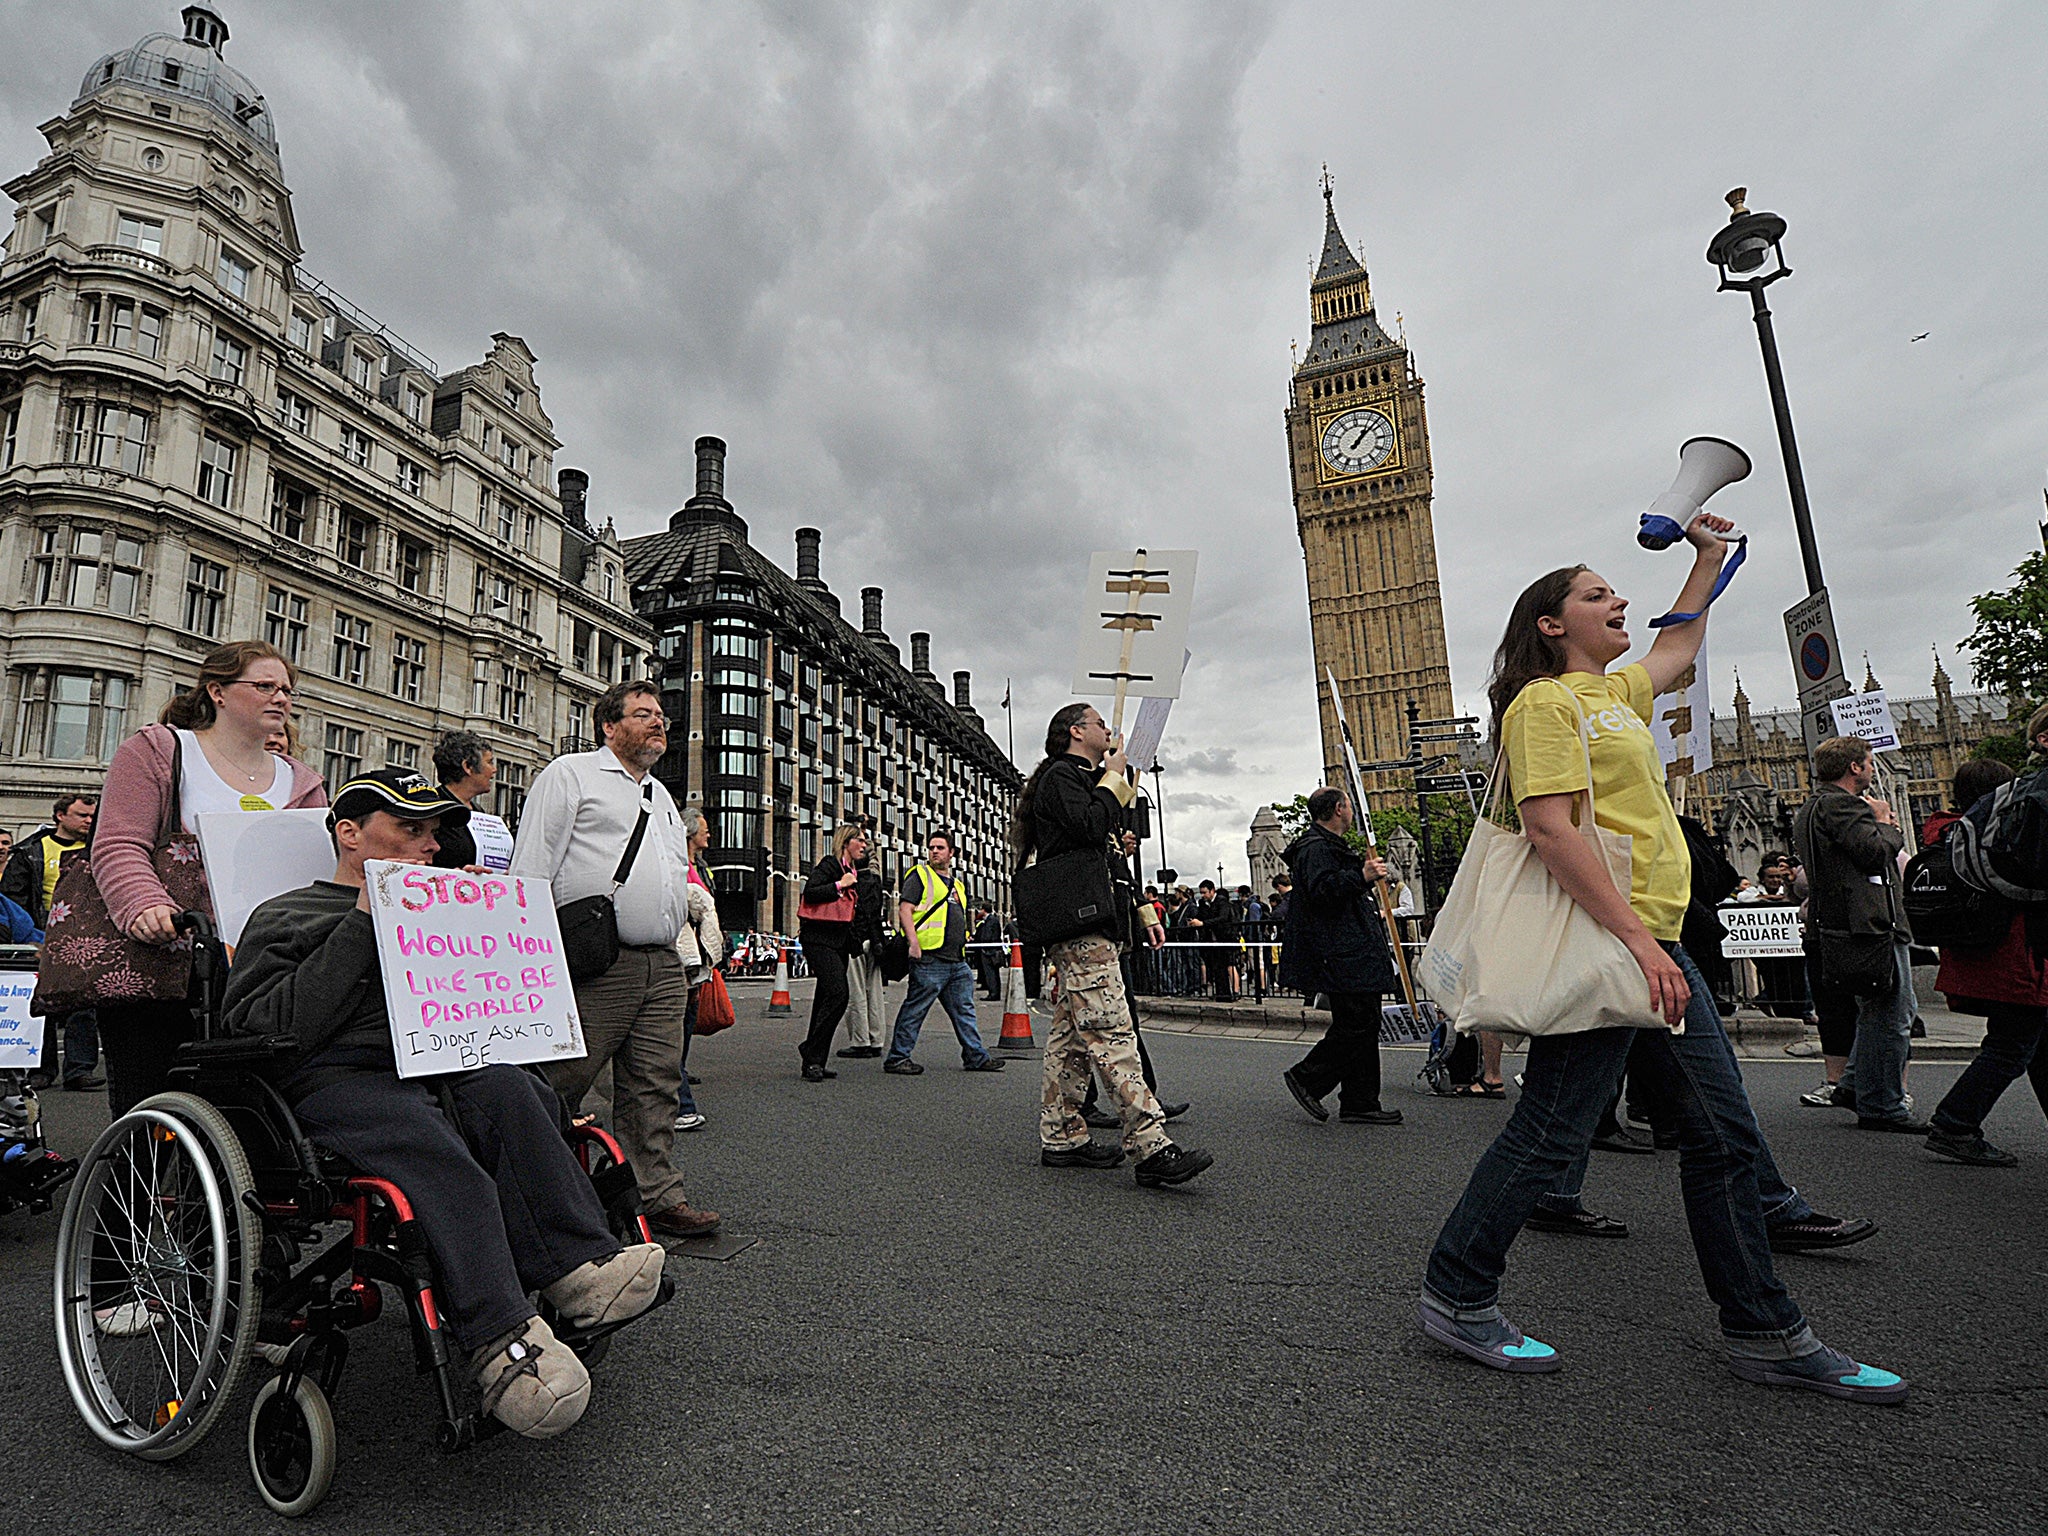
xmin=1903 ymin=828 xmax=2013 ymax=950
xmin=1949 ymin=768 xmax=2048 ymax=906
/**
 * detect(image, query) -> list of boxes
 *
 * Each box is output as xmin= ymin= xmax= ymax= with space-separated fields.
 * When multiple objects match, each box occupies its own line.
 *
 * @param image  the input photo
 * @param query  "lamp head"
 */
xmin=1707 ymin=187 xmax=1789 ymax=282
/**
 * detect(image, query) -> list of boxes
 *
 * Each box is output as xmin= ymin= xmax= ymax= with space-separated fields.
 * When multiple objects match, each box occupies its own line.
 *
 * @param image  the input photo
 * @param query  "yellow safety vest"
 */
xmin=907 ymin=864 xmax=964 ymax=953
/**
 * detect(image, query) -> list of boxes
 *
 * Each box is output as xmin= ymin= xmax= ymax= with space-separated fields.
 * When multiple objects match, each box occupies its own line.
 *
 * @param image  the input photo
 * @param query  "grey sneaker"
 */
xmin=1419 ymin=1303 xmax=1559 ymax=1373
xmin=1798 ymin=1081 xmax=1840 ymax=1107
xmin=1728 ymin=1344 xmax=1906 ymax=1404
xmin=1925 ymin=1128 xmax=2019 ymax=1167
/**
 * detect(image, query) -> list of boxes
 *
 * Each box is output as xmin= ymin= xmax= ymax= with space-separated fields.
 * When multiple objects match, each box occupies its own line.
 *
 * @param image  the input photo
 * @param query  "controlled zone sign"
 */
xmin=1719 ymin=903 xmax=1805 ymax=958
xmin=362 ymin=860 xmax=586 ymax=1078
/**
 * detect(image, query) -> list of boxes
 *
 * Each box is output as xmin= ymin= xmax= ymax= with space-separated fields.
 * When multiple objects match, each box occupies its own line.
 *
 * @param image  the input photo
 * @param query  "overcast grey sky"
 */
xmin=8 ymin=1 xmax=2045 ymax=884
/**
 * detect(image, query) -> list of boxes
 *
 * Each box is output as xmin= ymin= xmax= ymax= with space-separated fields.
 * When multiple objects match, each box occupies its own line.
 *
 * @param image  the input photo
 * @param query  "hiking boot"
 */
xmin=1925 ymin=1128 xmax=2019 ymax=1167
xmin=1133 ymin=1144 xmax=1214 ymax=1188
xmin=542 ymin=1243 xmax=667 ymax=1331
xmin=474 ymin=1315 xmax=591 ymax=1438
xmin=1041 ymin=1140 xmax=1124 ymax=1169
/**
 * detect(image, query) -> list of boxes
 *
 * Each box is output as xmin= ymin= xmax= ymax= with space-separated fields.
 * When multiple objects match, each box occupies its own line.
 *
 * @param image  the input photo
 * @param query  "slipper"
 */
xmin=1419 ymin=1303 xmax=1559 ymax=1373
xmin=1452 ymin=1080 xmax=1506 ymax=1099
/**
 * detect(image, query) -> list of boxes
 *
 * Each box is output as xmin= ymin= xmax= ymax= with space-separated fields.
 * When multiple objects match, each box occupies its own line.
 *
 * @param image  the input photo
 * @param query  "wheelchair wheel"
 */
xmin=54 ymin=1093 xmax=260 ymax=1460
xmin=247 ymin=1373 xmax=337 ymax=1518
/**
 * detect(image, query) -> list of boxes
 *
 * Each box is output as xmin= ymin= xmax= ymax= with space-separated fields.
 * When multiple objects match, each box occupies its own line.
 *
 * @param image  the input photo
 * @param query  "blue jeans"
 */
xmin=1838 ymin=941 xmax=1916 ymax=1121
xmin=887 ymin=959 xmax=991 ymax=1066
xmin=1426 ymin=944 xmax=1818 ymax=1359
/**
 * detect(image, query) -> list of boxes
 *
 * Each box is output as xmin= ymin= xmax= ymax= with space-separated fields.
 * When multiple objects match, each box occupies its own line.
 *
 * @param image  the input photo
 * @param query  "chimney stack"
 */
xmin=910 ymin=632 xmax=932 ymax=673
xmin=669 ymin=433 xmax=746 ymax=536
xmin=953 ymin=671 xmax=972 ymax=710
xmin=694 ymin=436 xmax=725 ymax=502
xmin=795 ymin=527 xmax=822 ymax=586
xmin=861 ymin=586 xmax=885 ymax=639
xmin=556 ymin=467 xmax=589 ymax=531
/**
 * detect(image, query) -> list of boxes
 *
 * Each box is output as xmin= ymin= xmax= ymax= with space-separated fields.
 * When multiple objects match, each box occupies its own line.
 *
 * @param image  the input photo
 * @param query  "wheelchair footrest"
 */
xmin=548 ymin=1271 xmax=675 ymax=1358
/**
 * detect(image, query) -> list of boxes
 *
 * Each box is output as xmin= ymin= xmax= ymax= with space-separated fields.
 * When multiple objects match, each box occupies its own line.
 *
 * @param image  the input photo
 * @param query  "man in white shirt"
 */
xmin=512 ymin=681 xmax=720 ymax=1239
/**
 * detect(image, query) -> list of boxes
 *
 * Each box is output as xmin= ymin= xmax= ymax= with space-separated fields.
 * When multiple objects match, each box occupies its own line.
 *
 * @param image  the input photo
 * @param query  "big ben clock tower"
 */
xmin=1286 ymin=174 xmax=1456 ymax=787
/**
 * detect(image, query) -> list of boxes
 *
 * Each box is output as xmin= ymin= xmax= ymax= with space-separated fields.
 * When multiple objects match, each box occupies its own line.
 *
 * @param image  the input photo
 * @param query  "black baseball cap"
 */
xmin=327 ymin=768 xmax=469 ymax=830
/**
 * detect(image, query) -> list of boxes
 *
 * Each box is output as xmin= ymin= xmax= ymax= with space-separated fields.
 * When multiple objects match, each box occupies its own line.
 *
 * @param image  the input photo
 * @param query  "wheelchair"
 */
xmin=53 ymin=914 xmax=669 ymax=1516
xmin=2 ymin=944 xmax=77 ymax=1218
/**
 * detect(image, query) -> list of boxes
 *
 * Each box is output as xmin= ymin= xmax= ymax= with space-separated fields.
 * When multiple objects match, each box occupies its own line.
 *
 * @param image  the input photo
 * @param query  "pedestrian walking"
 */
xmin=971 ymin=905 xmax=1006 ymax=999
xmin=3 ymin=792 xmax=102 ymax=1090
xmin=1918 ymin=758 xmax=2048 ymax=1165
xmin=90 ymin=641 xmax=325 ymax=1116
xmin=673 ymin=807 xmax=723 ymax=1133
xmin=835 ymin=835 xmax=890 ymax=1060
xmin=1187 ymin=879 xmax=1240 ymax=1001
xmin=1793 ymin=736 xmax=1924 ymax=1132
xmin=1277 ymin=787 xmax=1402 ymax=1126
xmin=795 ymin=823 xmax=867 ymax=1080
xmin=1082 ymin=835 xmax=1189 ymax=1127
xmin=882 ymin=831 xmax=1005 ymax=1074
xmin=1419 ymin=522 xmax=1905 ymax=1403
xmin=1014 ymin=704 xmax=1212 ymax=1188
xmin=511 ymin=679 xmax=720 ymax=1239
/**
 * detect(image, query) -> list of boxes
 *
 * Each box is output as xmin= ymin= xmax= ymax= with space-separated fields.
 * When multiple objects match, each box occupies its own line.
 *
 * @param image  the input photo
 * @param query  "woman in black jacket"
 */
xmin=1278 ymin=786 xmax=1401 ymax=1124
xmin=796 ymin=823 xmax=867 ymax=1081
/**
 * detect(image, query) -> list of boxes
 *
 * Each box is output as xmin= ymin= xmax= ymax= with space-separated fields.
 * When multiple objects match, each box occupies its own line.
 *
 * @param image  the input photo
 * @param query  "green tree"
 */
xmin=1958 ymin=550 xmax=2048 ymax=705
xmin=1271 ymin=790 xmax=1478 ymax=903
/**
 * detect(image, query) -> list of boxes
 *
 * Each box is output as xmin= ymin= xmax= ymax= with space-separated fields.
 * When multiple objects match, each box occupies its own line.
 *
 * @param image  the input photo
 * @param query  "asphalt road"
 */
xmin=4 ymin=987 xmax=2044 ymax=1535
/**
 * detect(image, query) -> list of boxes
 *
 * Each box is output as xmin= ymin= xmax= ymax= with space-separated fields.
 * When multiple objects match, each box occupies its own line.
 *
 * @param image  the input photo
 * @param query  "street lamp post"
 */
xmin=1706 ymin=187 xmax=1824 ymax=597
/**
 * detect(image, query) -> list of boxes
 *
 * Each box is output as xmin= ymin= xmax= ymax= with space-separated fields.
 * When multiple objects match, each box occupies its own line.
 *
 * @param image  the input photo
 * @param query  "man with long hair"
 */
xmin=1013 ymin=704 xmax=1212 ymax=1188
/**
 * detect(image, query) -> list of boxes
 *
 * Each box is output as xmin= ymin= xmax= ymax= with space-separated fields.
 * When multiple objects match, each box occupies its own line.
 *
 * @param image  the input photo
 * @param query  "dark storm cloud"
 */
xmin=7 ymin=1 xmax=2043 ymax=886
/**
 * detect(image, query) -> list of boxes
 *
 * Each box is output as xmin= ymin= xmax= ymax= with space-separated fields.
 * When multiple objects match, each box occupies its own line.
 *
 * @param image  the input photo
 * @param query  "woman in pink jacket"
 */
xmin=93 ymin=640 xmax=325 ymax=1114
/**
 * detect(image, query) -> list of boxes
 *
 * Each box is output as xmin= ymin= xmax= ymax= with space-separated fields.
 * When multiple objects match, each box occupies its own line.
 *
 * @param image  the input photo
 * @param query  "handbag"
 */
xmin=33 ymin=737 xmax=214 ymax=1016
xmin=796 ymin=864 xmax=858 ymax=924
xmin=1815 ymin=928 xmax=1898 ymax=998
xmin=1012 ymin=845 xmax=1118 ymax=948
xmin=556 ymin=782 xmax=652 ymax=983
xmin=692 ymin=969 xmax=736 ymax=1035
xmin=1417 ymin=682 xmax=1670 ymax=1039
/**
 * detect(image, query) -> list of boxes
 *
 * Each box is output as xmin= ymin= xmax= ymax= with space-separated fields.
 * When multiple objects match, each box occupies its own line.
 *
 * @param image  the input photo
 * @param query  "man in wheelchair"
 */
xmin=221 ymin=768 xmax=667 ymax=1439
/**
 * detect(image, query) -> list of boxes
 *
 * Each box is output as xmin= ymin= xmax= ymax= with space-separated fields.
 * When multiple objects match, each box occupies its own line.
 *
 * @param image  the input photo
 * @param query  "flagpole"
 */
xmin=1004 ymin=676 xmax=1014 ymax=766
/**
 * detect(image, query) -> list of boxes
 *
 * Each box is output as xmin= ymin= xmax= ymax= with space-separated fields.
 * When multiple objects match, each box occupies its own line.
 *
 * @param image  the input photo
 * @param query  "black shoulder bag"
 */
xmin=557 ymin=782 xmax=653 ymax=983
xmin=1013 ymin=847 xmax=1117 ymax=948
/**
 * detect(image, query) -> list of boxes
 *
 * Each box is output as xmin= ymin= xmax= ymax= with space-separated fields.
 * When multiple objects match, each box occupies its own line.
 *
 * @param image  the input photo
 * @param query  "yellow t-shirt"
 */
xmin=1501 ymin=665 xmax=1690 ymax=942
xmin=42 ymin=834 xmax=84 ymax=915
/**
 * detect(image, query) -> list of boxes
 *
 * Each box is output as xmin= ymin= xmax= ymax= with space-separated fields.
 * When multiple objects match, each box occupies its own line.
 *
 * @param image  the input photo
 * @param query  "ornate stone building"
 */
xmin=623 ymin=439 xmax=1022 ymax=933
xmin=1284 ymin=177 xmax=1455 ymax=787
xmin=1693 ymin=655 xmax=2011 ymax=868
xmin=0 ymin=6 xmax=648 ymax=834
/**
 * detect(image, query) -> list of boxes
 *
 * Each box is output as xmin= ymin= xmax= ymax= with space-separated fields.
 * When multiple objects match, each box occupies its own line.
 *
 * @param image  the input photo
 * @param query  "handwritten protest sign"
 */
xmin=0 ymin=970 xmax=42 ymax=1068
xmin=196 ymin=809 xmax=337 ymax=947
xmin=1829 ymin=690 xmax=1900 ymax=754
xmin=1719 ymin=903 xmax=1805 ymax=958
xmin=362 ymin=860 xmax=585 ymax=1079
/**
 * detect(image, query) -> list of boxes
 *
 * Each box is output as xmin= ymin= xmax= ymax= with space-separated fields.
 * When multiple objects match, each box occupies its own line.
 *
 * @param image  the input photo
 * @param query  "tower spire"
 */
xmin=1314 ymin=168 xmax=1366 ymax=287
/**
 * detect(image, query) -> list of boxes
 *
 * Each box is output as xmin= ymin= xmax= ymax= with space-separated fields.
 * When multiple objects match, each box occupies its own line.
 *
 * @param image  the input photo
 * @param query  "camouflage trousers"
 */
xmin=1040 ymin=935 xmax=1170 ymax=1158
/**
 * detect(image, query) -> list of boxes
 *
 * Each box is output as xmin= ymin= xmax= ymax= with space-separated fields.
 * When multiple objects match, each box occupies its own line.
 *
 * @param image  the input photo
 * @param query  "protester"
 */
xmin=0 ymin=829 xmax=12 ymax=867
xmin=1919 ymin=758 xmax=2048 ymax=1165
xmin=673 ymin=807 xmax=723 ymax=1133
xmin=1187 ymin=879 xmax=1240 ymax=1001
xmin=1419 ymin=524 xmax=1905 ymax=1403
xmin=1083 ymin=832 xmax=1190 ymax=1127
xmin=512 ymin=680 xmax=719 ymax=1239
xmin=971 ymin=905 xmax=1006 ymax=999
xmin=1278 ymin=787 xmax=1402 ymax=1126
xmin=883 ymin=831 xmax=1005 ymax=1074
xmin=1793 ymin=736 xmax=1923 ymax=1132
xmin=1013 ymin=704 xmax=1212 ymax=1188
xmin=835 ymin=832 xmax=890 ymax=1060
xmin=1269 ymin=873 xmax=1293 ymax=924
xmin=430 ymin=729 xmax=497 ymax=871
xmin=3 ymin=793 xmax=102 ymax=1090
xmin=796 ymin=823 xmax=867 ymax=1080
xmin=92 ymin=641 xmax=324 ymax=1117
xmin=222 ymin=768 xmax=666 ymax=1440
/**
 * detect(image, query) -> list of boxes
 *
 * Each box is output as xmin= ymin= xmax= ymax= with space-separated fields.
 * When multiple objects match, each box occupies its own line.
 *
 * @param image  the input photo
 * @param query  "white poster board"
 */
xmin=1651 ymin=648 xmax=1714 ymax=776
xmin=196 ymin=809 xmax=338 ymax=948
xmin=362 ymin=860 xmax=585 ymax=1079
xmin=0 ymin=971 xmax=42 ymax=1068
xmin=1124 ymin=650 xmax=1191 ymax=767
xmin=1719 ymin=903 xmax=1805 ymax=957
xmin=1071 ymin=549 xmax=1197 ymax=700
xmin=464 ymin=811 xmax=515 ymax=872
xmin=1829 ymin=690 xmax=1900 ymax=754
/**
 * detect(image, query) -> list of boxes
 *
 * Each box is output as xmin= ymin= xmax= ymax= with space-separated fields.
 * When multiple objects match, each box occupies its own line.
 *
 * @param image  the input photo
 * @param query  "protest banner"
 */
xmin=1071 ymin=548 xmax=1197 ymax=730
xmin=0 ymin=970 xmax=42 ymax=1068
xmin=361 ymin=860 xmax=585 ymax=1079
xmin=464 ymin=810 xmax=515 ymax=871
xmin=1829 ymin=690 xmax=1901 ymax=754
xmin=196 ymin=808 xmax=338 ymax=947
xmin=1719 ymin=903 xmax=1805 ymax=958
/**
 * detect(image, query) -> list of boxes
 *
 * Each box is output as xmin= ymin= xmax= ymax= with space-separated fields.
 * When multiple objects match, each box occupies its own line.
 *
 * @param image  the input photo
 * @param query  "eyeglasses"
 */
xmin=621 ymin=709 xmax=670 ymax=726
xmin=228 ymin=680 xmax=296 ymax=700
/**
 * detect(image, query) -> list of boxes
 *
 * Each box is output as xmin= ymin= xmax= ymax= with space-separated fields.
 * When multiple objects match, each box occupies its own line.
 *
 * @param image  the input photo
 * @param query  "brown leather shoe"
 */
xmin=648 ymin=1201 xmax=722 ymax=1238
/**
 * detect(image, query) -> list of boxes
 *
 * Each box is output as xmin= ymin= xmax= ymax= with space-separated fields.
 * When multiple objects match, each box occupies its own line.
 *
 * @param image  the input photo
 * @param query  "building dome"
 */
xmin=75 ymin=6 xmax=275 ymax=156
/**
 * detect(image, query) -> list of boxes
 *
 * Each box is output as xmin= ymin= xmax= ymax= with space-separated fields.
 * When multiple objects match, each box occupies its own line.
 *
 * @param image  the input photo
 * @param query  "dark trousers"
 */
xmin=1292 ymin=990 xmax=1384 ymax=1113
xmin=35 ymin=1008 xmax=98 ymax=1084
xmin=98 ymin=993 xmax=198 ymax=1118
xmin=292 ymin=1063 xmax=616 ymax=1353
xmin=800 ymin=941 xmax=850 ymax=1067
xmin=1808 ymin=953 xmax=1859 ymax=1057
xmin=1931 ymin=1002 xmax=2048 ymax=1136
xmin=1427 ymin=945 xmax=1811 ymax=1354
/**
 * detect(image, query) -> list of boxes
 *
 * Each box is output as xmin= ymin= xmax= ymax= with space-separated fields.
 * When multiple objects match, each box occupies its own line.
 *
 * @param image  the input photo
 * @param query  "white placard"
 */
xmin=1719 ymin=903 xmax=1805 ymax=957
xmin=464 ymin=811 xmax=515 ymax=872
xmin=1829 ymin=690 xmax=1900 ymax=754
xmin=0 ymin=971 xmax=41 ymax=1068
xmin=361 ymin=860 xmax=585 ymax=1079
xmin=1651 ymin=649 xmax=1714 ymax=776
xmin=1071 ymin=549 xmax=1197 ymax=701
xmin=1124 ymin=652 xmax=1190 ymax=768
xmin=196 ymin=809 xmax=341 ymax=948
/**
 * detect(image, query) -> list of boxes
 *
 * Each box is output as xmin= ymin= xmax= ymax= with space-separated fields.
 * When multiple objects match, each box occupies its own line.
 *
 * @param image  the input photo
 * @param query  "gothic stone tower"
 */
xmin=1285 ymin=178 xmax=1454 ymax=789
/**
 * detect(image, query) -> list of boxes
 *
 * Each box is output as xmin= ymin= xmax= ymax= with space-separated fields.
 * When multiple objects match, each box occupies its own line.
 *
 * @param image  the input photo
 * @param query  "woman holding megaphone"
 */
xmin=1416 ymin=499 xmax=1908 ymax=1405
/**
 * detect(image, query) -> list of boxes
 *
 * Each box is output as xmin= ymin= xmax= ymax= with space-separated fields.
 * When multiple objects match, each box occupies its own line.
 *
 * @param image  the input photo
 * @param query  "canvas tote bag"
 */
xmin=1418 ymin=682 xmax=1673 ymax=1039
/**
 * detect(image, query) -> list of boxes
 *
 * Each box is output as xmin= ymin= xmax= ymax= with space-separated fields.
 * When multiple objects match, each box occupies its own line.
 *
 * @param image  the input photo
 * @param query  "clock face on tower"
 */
xmin=1319 ymin=407 xmax=1396 ymax=476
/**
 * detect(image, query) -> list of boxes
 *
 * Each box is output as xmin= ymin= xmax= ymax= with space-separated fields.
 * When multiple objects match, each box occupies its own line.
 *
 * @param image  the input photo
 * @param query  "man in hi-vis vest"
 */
xmin=883 ymin=832 xmax=1008 ymax=1075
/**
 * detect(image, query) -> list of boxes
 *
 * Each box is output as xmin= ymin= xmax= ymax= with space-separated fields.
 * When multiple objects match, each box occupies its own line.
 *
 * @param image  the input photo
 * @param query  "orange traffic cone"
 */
xmin=766 ymin=943 xmax=793 ymax=1015
xmin=997 ymin=942 xmax=1035 ymax=1052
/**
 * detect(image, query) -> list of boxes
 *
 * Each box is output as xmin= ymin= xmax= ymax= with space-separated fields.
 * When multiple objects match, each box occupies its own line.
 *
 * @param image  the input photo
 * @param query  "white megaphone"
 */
xmin=1638 ymin=436 xmax=1752 ymax=549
